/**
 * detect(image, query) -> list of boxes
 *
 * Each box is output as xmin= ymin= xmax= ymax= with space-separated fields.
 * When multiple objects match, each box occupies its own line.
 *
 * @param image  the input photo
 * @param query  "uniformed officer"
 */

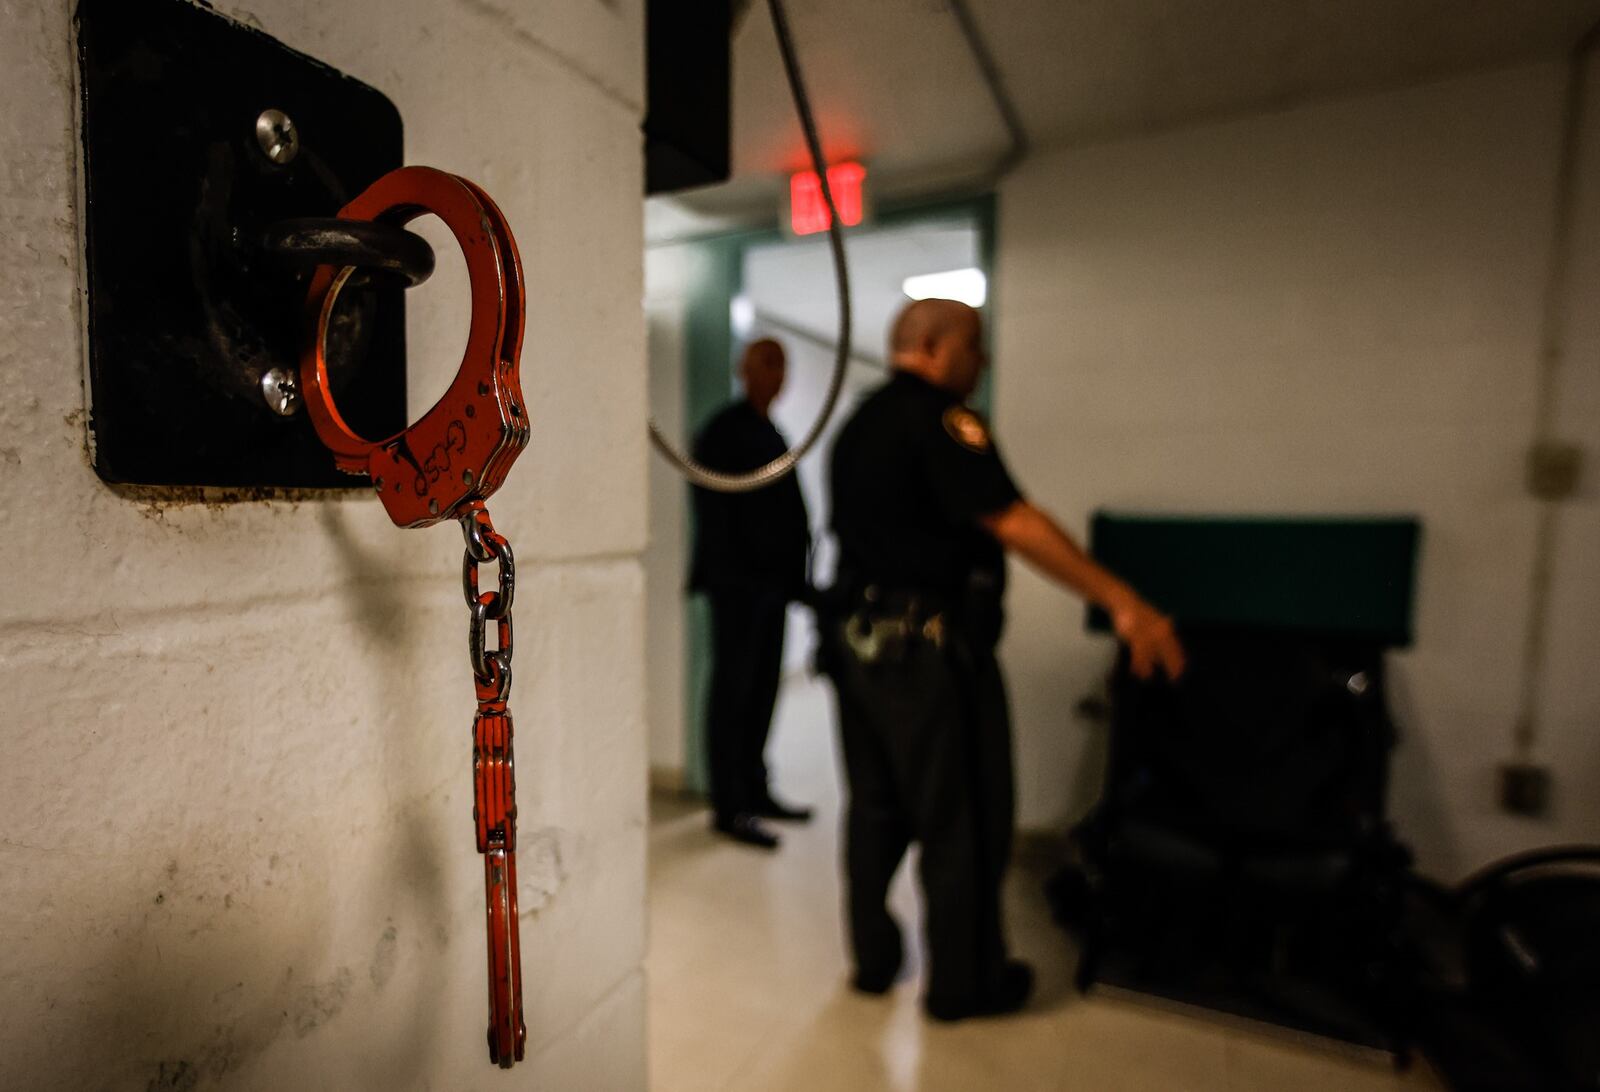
xmin=690 ymin=338 xmax=815 ymax=850
xmin=823 ymin=298 xmax=1184 ymax=1020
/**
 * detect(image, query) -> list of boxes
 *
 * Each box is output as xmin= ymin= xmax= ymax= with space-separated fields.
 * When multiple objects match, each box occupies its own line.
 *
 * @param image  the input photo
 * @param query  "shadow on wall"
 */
xmin=1064 ymin=706 xmax=1112 ymax=834
xmin=50 ymin=723 xmax=458 ymax=1087
xmin=1386 ymin=665 xmax=1464 ymax=882
xmin=39 ymin=506 xmax=468 ymax=1090
xmin=76 ymin=856 xmax=340 ymax=1089
xmin=316 ymin=501 xmax=457 ymax=1076
xmin=87 ymin=854 xmax=445 ymax=1090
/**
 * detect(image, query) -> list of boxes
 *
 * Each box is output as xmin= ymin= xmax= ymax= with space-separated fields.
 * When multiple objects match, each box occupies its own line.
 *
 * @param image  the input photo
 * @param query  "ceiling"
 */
xmin=648 ymin=0 xmax=1600 ymax=241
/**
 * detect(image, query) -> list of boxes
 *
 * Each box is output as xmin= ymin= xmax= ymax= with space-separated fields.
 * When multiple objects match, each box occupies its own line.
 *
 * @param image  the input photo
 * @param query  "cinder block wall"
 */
xmin=994 ymin=62 xmax=1600 ymax=880
xmin=0 ymin=2 xmax=648 ymax=1088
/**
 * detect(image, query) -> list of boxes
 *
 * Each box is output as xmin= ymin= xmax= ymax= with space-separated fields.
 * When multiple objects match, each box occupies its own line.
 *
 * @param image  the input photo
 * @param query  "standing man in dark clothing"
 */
xmin=690 ymin=338 xmax=815 ymax=850
xmin=824 ymin=299 xmax=1185 ymax=1020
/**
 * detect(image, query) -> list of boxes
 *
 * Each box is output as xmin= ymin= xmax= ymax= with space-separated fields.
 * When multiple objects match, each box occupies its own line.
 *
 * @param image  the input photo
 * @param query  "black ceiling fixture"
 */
xmin=643 ymin=0 xmax=733 ymax=196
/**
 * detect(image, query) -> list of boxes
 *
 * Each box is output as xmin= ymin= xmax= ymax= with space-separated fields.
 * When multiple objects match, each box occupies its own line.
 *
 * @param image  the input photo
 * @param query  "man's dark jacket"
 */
xmin=688 ymin=401 xmax=810 ymax=598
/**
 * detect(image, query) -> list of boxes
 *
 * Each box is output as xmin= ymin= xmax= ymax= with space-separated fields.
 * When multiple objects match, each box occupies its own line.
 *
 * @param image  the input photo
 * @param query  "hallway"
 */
xmin=646 ymin=677 xmax=1440 ymax=1091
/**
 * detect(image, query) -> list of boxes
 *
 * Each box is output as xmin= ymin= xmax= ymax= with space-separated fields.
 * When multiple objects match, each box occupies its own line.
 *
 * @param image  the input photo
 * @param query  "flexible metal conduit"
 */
xmin=947 ymin=0 xmax=1030 ymax=178
xmin=647 ymin=0 xmax=851 ymax=493
xmin=1511 ymin=19 xmax=1600 ymax=764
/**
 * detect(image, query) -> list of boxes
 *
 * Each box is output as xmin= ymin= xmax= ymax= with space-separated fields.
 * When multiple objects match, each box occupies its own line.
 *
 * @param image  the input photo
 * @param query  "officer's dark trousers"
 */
xmin=707 ymin=587 xmax=787 ymax=819
xmin=829 ymin=625 xmax=1015 ymax=1007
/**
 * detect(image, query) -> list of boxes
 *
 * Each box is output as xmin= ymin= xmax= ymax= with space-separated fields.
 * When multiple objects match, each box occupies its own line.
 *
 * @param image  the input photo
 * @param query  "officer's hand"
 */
xmin=1111 ymin=601 xmax=1186 ymax=682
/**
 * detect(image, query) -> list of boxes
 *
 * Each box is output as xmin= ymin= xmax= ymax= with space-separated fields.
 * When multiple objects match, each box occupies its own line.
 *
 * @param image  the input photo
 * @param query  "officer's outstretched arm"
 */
xmin=978 ymin=500 xmax=1186 ymax=681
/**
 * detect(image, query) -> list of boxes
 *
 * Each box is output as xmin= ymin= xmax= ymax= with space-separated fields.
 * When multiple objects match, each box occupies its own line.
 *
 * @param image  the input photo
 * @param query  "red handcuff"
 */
xmin=300 ymin=166 xmax=529 ymax=1067
xmin=301 ymin=165 xmax=528 ymax=529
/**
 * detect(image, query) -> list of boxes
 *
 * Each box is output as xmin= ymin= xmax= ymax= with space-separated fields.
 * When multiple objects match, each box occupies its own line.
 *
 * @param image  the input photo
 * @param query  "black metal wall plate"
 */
xmin=76 ymin=0 xmax=408 ymax=489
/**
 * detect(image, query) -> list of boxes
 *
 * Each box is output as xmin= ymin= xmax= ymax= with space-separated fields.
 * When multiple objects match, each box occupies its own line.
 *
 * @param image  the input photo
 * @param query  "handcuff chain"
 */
xmin=462 ymin=503 xmax=515 ymax=700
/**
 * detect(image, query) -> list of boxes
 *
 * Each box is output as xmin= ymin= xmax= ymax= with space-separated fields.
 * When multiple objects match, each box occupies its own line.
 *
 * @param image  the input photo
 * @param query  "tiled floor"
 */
xmin=647 ymin=676 xmax=1442 ymax=1091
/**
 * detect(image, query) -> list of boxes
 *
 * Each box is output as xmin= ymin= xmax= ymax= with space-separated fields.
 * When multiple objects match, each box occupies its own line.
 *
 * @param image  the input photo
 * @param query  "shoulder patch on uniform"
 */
xmin=942 ymin=406 xmax=991 ymax=453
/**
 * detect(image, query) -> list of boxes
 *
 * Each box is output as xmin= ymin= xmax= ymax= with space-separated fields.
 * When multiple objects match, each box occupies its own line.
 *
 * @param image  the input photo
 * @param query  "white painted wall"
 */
xmin=993 ymin=61 xmax=1600 ymax=881
xmin=0 ymin=2 xmax=648 ymax=1088
xmin=644 ymin=245 xmax=695 ymax=787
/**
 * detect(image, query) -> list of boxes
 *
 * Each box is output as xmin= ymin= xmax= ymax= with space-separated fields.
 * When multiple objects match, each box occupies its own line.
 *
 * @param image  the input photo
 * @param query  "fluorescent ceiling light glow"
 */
xmin=729 ymin=294 xmax=756 ymax=338
xmin=902 ymin=268 xmax=987 ymax=308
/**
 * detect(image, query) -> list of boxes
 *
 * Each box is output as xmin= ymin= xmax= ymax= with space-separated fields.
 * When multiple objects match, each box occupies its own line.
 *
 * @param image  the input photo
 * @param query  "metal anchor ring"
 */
xmin=262 ymin=217 xmax=437 ymax=287
xmin=299 ymin=166 xmax=529 ymax=527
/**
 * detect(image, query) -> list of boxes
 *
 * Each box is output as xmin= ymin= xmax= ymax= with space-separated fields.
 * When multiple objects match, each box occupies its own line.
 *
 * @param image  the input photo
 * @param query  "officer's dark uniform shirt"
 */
xmin=689 ymin=401 xmax=811 ymax=597
xmin=830 ymin=371 xmax=1021 ymax=605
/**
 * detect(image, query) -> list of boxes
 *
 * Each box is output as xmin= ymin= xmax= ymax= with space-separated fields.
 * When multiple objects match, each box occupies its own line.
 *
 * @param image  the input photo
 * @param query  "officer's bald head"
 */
xmin=889 ymin=298 xmax=986 ymax=398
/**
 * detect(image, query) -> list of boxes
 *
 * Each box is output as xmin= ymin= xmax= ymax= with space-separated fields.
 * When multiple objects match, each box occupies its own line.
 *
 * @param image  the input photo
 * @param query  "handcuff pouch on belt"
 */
xmin=842 ymin=586 xmax=947 ymax=667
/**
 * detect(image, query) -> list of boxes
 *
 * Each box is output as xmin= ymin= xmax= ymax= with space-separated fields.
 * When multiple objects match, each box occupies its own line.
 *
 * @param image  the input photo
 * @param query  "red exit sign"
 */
xmin=789 ymin=162 xmax=866 ymax=236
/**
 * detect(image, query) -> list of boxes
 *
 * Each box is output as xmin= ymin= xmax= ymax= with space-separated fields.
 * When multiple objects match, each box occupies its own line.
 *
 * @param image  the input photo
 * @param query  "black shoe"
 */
xmin=924 ymin=960 xmax=1035 ymax=1022
xmin=851 ymin=961 xmax=901 ymax=995
xmin=712 ymin=813 xmax=780 ymax=850
xmin=851 ymin=919 xmax=905 ymax=996
xmin=752 ymin=795 xmax=813 ymax=824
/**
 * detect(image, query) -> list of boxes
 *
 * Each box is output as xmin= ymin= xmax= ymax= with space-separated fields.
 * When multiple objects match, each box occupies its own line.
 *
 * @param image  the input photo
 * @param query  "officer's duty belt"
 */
xmin=841 ymin=585 xmax=947 ymax=666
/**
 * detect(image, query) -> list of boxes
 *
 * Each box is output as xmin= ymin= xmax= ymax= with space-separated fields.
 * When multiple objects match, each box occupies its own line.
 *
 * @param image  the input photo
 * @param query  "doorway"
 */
xmin=678 ymin=196 xmax=997 ymax=795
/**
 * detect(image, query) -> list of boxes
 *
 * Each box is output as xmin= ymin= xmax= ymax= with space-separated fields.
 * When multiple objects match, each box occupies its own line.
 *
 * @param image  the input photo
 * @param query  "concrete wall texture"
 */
xmin=994 ymin=61 xmax=1600 ymax=881
xmin=0 ymin=1 xmax=649 ymax=1089
xmin=644 ymin=245 xmax=692 ymax=789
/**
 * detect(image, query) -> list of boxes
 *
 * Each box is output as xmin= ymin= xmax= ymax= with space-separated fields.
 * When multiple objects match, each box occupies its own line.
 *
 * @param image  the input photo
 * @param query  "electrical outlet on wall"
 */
xmin=1499 ymin=762 xmax=1552 ymax=817
xmin=1526 ymin=441 xmax=1585 ymax=500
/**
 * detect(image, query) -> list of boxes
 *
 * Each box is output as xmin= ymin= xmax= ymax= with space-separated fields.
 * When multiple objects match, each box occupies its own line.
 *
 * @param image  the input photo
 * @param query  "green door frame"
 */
xmin=670 ymin=192 xmax=999 ymax=795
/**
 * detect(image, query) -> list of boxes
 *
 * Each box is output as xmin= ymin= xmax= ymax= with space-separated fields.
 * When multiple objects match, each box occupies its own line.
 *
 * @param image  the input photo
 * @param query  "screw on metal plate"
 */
xmin=255 ymin=108 xmax=300 ymax=164
xmin=261 ymin=367 xmax=300 ymax=415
